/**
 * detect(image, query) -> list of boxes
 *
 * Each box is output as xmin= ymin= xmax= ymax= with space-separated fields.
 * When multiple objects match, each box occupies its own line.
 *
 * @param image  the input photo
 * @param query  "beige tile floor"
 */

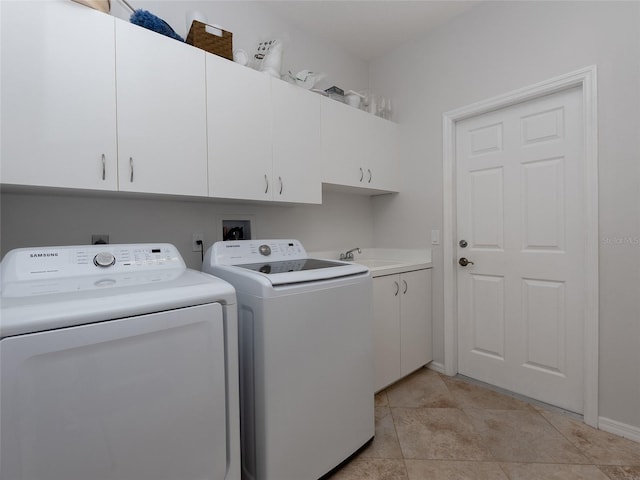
xmin=327 ymin=369 xmax=640 ymax=480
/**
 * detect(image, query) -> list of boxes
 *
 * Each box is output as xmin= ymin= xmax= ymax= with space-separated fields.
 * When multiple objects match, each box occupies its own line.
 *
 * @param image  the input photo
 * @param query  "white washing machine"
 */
xmin=203 ymin=239 xmax=374 ymax=480
xmin=0 ymin=244 xmax=240 ymax=480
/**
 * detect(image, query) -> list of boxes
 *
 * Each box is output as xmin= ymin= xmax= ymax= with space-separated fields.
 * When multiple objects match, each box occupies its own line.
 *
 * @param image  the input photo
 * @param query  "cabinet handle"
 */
xmin=264 ymin=174 xmax=269 ymax=194
xmin=279 ymin=176 xmax=283 ymax=195
xmin=101 ymin=154 xmax=106 ymax=180
xmin=129 ymin=157 xmax=134 ymax=182
xmin=394 ymin=281 xmax=399 ymax=296
xmin=368 ymin=169 xmax=372 ymax=184
xmin=402 ymin=280 xmax=408 ymax=294
xmin=359 ymin=167 xmax=364 ymax=182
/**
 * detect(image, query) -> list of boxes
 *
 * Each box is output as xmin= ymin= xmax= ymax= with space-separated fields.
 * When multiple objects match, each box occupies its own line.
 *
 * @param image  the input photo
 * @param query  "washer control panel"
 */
xmin=213 ymin=239 xmax=306 ymax=265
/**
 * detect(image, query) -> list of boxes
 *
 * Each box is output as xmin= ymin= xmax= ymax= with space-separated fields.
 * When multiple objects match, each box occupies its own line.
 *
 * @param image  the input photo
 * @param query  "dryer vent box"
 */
xmin=222 ymin=219 xmax=252 ymax=241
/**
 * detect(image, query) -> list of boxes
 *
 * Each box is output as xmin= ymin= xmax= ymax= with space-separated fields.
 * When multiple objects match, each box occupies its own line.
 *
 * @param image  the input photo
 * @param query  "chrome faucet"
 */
xmin=340 ymin=247 xmax=361 ymax=261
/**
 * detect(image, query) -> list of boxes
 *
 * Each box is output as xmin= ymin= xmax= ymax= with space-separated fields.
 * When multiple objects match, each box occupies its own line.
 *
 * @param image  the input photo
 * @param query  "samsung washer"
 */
xmin=0 ymin=244 xmax=240 ymax=480
xmin=203 ymin=239 xmax=374 ymax=480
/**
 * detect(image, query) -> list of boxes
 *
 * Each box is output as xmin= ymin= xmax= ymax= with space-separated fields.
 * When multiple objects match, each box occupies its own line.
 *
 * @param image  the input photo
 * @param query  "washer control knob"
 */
xmin=93 ymin=252 xmax=116 ymax=268
xmin=259 ymin=244 xmax=271 ymax=256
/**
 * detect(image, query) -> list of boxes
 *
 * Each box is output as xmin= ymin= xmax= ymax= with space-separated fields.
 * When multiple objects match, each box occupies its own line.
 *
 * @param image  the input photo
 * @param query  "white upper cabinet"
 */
xmin=115 ymin=21 xmax=208 ymax=197
xmin=207 ymin=63 xmax=321 ymax=204
xmin=2 ymin=3 xmax=389 ymax=204
xmin=321 ymin=98 xmax=367 ymax=188
xmin=368 ymin=114 xmax=399 ymax=191
xmin=271 ymin=80 xmax=322 ymax=204
xmin=206 ymin=53 xmax=272 ymax=201
xmin=321 ymin=98 xmax=398 ymax=193
xmin=1 ymin=1 xmax=118 ymax=190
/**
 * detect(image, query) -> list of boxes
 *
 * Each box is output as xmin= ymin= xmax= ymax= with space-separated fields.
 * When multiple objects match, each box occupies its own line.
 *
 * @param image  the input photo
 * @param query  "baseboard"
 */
xmin=599 ymin=416 xmax=640 ymax=443
xmin=427 ymin=361 xmax=446 ymax=374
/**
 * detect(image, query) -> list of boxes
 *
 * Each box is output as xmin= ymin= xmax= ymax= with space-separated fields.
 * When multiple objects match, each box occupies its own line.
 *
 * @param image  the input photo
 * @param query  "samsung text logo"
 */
xmin=30 ymin=253 xmax=59 ymax=258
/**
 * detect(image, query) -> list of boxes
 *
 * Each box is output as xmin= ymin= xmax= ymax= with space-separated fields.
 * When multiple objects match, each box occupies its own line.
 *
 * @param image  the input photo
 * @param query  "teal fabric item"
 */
xmin=130 ymin=10 xmax=184 ymax=42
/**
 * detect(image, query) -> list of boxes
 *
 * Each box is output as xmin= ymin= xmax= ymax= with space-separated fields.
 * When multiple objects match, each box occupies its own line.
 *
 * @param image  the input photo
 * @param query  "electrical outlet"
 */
xmin=92 ymin=234 xmax=109 ymax=245
xmin=192 ymin=232 xmax=204 ymax=252
xmin=431 ymin=229 xmax=440 ymax=245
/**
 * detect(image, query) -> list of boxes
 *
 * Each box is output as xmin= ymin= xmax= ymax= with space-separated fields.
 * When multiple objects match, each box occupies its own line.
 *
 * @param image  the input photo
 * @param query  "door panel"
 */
xmin=470 ymin=167 xmax=504 ymax=250
xmin=456 ymin=87 xmax=584 ymax=413
xmin=469 ymin=273 xmax=505 ymax=360
xmin=521 ymin=278 xmax=566 ymax=374
xmin=522 ymin=157 xmax=565 ymax=251
xmin=469 ymin=122 xmax=503 ymax=156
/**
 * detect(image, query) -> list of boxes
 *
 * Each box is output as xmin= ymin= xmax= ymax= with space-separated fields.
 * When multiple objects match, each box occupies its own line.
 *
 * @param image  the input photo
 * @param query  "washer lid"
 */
xmin=236 ymin=258 xmax=346 ymax=274
xmin=0 ymin=244 xmax=236 ymax=338
xmin=231 ymin=258 xmax=368 ymax=285
xmin=204 ymin=239 xmax=369 ymax=285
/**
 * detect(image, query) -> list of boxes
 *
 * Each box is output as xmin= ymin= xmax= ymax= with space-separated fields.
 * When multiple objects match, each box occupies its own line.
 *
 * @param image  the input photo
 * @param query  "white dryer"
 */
xmin=0 ymin=244 xmax=240 ymax=480
xmin=203 ymin=239 xmax=374 ymax=480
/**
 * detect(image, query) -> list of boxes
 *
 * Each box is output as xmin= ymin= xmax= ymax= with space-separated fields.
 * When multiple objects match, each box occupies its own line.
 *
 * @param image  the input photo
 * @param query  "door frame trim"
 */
xmin=442 ymin=65 xmax=599 ymax=427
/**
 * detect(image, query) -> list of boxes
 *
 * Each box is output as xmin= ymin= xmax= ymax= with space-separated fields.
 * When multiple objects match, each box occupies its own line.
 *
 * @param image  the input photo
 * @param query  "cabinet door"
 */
xmin=115 ymin=21 xmax=207 ymax=196
xmin=400 ymin=269 xmax=432 ymax=377
xmin=320 ymin=98 xmax=368 ymax=188
xmin=1 ymin=1 xmax=117 ymax=190
xmin=373 ymin=275 xmax=401 ymax=392
xmin=320 ymin=97 xmax=399 ymax=193
xmin=207 ymin=54 xmax=272 ymax=201
xmin=271 ymin=80 xmax=322 ymax=204
xmin=367 ymin=116 xmax=399 ymax=191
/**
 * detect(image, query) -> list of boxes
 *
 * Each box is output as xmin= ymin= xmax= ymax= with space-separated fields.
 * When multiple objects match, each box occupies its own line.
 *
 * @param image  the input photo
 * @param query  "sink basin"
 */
xmin=351 ymin=259 xmax=404 ymax=268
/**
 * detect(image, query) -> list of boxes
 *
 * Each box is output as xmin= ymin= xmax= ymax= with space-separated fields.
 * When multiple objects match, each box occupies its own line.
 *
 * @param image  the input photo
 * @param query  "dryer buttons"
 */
xmin=259 ymin=245 xmax=271 ymax=256
xmin=94 ymin=252 xmax=116 ymax=268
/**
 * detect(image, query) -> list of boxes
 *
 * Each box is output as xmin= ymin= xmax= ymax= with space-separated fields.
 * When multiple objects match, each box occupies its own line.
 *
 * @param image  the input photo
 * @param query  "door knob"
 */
xmin=459 ymin=257 xmax=475 ymax=267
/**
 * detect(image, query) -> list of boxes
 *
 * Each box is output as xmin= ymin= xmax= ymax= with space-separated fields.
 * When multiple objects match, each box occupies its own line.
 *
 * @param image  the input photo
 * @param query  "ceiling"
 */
xmin=263 ymin=1 xmax=480 ymax=61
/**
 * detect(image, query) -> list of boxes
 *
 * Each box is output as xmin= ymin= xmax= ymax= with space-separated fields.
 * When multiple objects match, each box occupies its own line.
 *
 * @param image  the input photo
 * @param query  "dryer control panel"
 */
xmin=1 ymin=244 xmax=185 ymax=283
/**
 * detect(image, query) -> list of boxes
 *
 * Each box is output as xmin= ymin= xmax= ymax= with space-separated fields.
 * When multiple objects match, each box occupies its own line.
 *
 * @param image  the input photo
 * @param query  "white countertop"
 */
xmin=309 ymin=248 xmax=432 ymax=278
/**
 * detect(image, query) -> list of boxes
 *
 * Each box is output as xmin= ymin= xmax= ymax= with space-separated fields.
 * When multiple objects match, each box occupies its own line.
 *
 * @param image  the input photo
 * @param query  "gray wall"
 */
xmin=109 ymin=0 xmax=369 ymax=93
xmin=0 ymin=189 xmax=373 ymax=270
xmin=369 ymin=1 xmax=640 ymax=429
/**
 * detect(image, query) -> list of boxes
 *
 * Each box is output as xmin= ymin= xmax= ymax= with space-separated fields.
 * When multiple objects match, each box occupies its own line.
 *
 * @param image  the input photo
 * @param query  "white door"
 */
xmin=456 ymin=87 xmax=585 ymax=413
xmin=115 ymin=21 xmax=208 ymax=196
